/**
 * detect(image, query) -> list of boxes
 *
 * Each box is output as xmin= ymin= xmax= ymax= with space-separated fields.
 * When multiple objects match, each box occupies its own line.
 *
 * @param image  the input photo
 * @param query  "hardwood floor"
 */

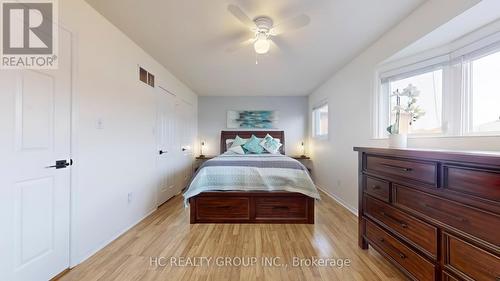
xmin=60 ymin=191 xmax=406 ymax=281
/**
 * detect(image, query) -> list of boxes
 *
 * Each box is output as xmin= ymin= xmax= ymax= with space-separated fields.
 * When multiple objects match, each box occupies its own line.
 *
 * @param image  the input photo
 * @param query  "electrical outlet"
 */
xmin=127 ymin=192 xmax=133 ymax=204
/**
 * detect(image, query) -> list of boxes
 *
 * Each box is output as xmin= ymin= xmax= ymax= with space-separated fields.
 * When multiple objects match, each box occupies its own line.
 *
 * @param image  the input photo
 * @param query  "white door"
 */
xmin=0 ymin=29 xmax=72 ymax=281
xmin=176 ymin=100 xmax=195 ymax=191
xmin=156 ymin=87 xmax=177 ymax=206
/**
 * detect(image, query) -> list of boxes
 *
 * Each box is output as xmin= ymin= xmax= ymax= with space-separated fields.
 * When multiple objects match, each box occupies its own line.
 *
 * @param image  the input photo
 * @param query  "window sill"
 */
xmin=370 ymin=134 xmax=500 ymax=140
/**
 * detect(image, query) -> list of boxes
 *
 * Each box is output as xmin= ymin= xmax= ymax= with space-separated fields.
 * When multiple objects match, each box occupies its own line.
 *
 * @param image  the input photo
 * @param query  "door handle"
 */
xmin=159 ymin=150 xmax=167 ymax=155
xmin=181 ymin=148 xmax=187 ymax=151
xmin=46 ymin=160 xmax=71 ymax=169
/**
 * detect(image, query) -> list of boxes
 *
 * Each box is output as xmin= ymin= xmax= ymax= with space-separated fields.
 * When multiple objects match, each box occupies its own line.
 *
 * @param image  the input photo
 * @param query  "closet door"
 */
xmin=176 ymin=99 xmax=195 ymax=192
xmin=156 ymin=87 xmax=177 ymax=206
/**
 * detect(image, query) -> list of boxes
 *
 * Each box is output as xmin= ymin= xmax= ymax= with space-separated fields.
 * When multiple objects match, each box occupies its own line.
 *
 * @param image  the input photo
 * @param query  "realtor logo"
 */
xmin=1 ymin=0 xmax=58 ymax=69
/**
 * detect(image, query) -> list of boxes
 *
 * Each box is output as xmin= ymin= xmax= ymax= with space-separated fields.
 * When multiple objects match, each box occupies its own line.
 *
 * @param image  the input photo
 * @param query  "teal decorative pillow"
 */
xmin=226 ymin=135 xmax=248 ymax=154
xmin=242 ymin=135 xmax=264 ymax=154
xmin=260 ymin=134 xmax=282 ymax=154
xmin=231 ymin=135 xmax=247 ymax=147
xmin=226 ymin=137 xmax=247 ymax=150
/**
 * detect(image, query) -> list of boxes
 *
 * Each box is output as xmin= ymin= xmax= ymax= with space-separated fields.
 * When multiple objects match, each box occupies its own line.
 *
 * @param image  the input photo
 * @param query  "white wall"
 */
xmin=60 ymin=0 xmax=198 ymax=266
xmin=308 ymin=0 xmax=500 ymax=212
xmin=198 ymin=96 xmax=308 ymax=156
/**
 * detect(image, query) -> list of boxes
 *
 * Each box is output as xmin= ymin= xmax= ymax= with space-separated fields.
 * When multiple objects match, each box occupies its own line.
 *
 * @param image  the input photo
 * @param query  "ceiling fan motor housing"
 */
xmin=253 ymin=16 xmax=273 ymax=33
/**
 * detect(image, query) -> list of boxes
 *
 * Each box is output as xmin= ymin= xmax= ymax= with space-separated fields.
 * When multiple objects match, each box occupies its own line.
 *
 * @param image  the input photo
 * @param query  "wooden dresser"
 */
xmin=354 ymin=147 xmax=500 ymax=281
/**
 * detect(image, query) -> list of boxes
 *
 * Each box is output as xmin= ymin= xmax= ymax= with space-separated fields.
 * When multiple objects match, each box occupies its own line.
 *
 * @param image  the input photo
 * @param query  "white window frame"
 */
xmin=460 ymin=45 xmax=500 ymax=136
xmin=312 ymin=102 xmax=329 ymax=139
xmin=373 ymin=26 xmax=500 ymax=139
xmin=378 ymin=62 xmax=450 ymax=138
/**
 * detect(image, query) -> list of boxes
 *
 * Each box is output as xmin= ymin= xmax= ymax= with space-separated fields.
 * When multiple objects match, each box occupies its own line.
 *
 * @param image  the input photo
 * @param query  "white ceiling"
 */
xmin=86 ymin=0 xmax=426 ymax=96
xmin=388 ymin=0 xmax=500 ymax=61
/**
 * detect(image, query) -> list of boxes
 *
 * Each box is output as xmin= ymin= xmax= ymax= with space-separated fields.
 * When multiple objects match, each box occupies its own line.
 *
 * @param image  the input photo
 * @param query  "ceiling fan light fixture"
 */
xmin=253 ymin=32 xmax=270 ymax=54
xmin=226 ymin=5 xmax=311 ymax=57
xmin=254 ymin=39 xmax=270 ymax=54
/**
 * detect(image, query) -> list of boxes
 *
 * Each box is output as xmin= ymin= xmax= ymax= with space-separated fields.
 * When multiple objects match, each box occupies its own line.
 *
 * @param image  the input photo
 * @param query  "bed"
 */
xmin=184 ymin=131 xmax=320 ymax=224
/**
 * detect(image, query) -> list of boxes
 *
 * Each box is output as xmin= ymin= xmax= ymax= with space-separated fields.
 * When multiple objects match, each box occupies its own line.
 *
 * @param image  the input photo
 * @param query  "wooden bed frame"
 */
xmin=189 ymin=130 xmax=315 ymax=224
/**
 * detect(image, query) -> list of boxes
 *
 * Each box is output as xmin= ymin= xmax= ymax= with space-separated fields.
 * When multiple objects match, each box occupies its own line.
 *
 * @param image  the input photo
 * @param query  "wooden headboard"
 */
xmin=220 ymin=131 xmax=285 ymax=154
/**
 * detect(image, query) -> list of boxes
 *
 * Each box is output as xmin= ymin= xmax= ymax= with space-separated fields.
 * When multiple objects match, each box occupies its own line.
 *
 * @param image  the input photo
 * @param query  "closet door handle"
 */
xmin=46 ymin=160 xmax=71 ymax=169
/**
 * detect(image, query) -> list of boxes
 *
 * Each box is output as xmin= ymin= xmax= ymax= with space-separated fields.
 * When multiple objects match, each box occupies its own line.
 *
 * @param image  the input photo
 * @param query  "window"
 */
xmin=470 ymin=51 xmax=500 ymax=133
xmin=312 ymin=103 xmax=328 ymax=138
xmin=388 ymin=69 xmax=443 ymax=134
xmin=375 ymin=29 xmax=500 ymax=138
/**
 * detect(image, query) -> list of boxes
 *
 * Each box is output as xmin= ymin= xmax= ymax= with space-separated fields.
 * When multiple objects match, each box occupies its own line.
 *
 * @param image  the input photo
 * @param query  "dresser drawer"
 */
xmin=365 ymin=220 xmax=436 ymax=281
xmin=255 ymin=197 xmax=308 ymax=220
xmin=442 ymin=271 xmax=461 ymax=281
xmin=364 ymin=176 xmax=390 ymax=202
xmin=443 ymin=165 xmax=500 ymax=203
xmin=443 ymin=233 xmax=500 ymax=281
xmin=366 ymin=155 xmax=437 ymax=186
xmin=195 ymin=197 xmax=250 ymax=221
xmin=394 ymin=185 xmax=500 ymax=247
xmin=364 ymin=196 xmax=437 ymax=258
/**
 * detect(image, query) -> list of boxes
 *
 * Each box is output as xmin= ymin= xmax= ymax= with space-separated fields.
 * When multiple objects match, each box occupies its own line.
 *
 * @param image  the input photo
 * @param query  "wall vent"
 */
xmin=139 ymin=67 xmax=155 ymax=87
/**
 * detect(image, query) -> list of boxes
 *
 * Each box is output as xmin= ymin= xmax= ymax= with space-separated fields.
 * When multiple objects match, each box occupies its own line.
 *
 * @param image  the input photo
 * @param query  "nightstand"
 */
xmin=193 ymin=156 xmax=214 ymax=173
xmin=292 ymin=156 xmax=312 ymax=174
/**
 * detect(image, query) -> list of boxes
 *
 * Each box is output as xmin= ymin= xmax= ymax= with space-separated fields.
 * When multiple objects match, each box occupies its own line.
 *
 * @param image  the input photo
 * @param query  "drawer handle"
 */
xmin=216 ymin=205 xmax=232 ymax=209
xmin=381 ymin=212 xmax=408 ymax=228
xmin=273 ymin=206 xmax=289 ymax=210
xmin=379 ymin=238 xmax=406 ymax=259
xmin=380 ymin=163 xmax=412 ymax=172
xmin=371 ymin=185 xmax=381 ymax=190
xmin=422 ymin=203 xmax=467 ymax=222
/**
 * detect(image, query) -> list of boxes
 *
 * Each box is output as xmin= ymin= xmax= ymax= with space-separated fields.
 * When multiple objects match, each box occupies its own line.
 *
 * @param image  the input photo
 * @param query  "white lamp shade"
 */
xmin=254 ymin=38 xmax=270 ymax=54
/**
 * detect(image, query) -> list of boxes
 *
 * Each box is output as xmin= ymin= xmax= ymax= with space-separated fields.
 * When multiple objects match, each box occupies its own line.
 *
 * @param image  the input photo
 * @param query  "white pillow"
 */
xmin=259 ymin=135 xmax=283 ymax=154
xmin=228 ymin=145 xmax=245 ymax=154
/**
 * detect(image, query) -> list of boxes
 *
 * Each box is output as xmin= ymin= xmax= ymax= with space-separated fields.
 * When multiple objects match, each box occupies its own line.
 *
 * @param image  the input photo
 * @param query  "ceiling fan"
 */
xmin=226 ymin=4 xmax=311 ymax=55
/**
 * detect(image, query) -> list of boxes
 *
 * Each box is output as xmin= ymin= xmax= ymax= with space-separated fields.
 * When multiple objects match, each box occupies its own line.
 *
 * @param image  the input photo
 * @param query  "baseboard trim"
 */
xmin=70 ymin=207 xmax=157 ymax=268
xmin=316 ymin=185 xmax=358 ymax=216
xmin=50 ymin=268 xmax=70 ymax=281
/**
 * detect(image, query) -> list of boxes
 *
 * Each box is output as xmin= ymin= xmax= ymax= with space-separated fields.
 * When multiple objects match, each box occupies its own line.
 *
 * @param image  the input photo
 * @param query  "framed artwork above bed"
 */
xmin=227 ymin=110 xmax=278 ymax=129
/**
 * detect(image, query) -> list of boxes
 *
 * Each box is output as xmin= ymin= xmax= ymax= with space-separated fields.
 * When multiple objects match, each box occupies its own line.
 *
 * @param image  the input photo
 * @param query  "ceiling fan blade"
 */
xmin=270 ymin=37 xmax=285 ymax=52
xmin=227 ymin=4 xmax=255 ymax=27
xmin=268 ymin=39 xmax=281 ymax=55
xmin=225 ymin=38 xmax=255 ymax=53
xmin=271 ymin=14 xmax=310 ymax=36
